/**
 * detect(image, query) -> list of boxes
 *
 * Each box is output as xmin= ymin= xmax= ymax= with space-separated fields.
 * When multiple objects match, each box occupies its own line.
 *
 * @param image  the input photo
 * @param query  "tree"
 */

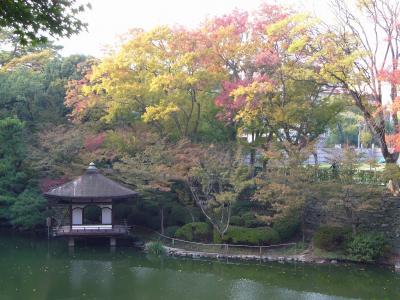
xmin=312 ymin=0 xmax=400 ymax=163
xmin=0 ymin=117 xmax=28 ymax=225
xmin=212 ymin=6 xmax=343 ymax=164
xmin=0 ymin=0 xmax=89 ymax=45
xmin=0 ymin=28 xmax=63 ymax=66
xmin=326 ymin=109 xmax=365 ymax=147
xmin=251 ymin=146 xmax=312 ymax=242
xmin=9 ymin=188 xmax=47 ymax=230
xmin=71 ymin=26 xmax=228 ymax=141
xmin=0 ymin=50 xmax=89 ymax=126
xmin=187 ymin=145 xmax=242 ymax=239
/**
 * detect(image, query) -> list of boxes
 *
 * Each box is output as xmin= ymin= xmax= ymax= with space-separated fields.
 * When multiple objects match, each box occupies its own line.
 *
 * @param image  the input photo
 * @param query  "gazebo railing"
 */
xmin=53 ymin=224 xmax=130 ymax=236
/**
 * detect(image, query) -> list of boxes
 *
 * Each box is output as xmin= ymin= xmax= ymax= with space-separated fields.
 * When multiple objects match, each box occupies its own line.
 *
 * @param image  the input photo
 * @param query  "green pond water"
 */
xmin=0 ymin=233 xmax=399 ymax=300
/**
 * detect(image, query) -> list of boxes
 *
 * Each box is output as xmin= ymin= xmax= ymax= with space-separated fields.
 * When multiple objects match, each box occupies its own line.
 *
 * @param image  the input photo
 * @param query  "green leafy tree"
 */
xmin=0 ymin=117 xmax=28 ymax=225
xmin=9 ymin=188 xmax=47 ymax=230
xmin=0 ymin=51 xmax=90 ymax=126
xmin=0 ymin=0 xmax=89 ymax=45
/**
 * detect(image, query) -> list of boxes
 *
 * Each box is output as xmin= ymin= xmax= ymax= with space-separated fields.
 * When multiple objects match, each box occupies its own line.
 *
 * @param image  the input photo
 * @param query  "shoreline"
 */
xmin=164 ymin=245 xmax=309 ymax=263
xmin=162 ymin=245 xmax=399 ymax=270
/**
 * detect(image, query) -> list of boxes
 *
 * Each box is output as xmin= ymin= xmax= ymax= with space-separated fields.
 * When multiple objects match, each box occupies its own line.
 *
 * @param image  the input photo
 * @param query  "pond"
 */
xmin=0 ymin=233 xmax=399 ymax=300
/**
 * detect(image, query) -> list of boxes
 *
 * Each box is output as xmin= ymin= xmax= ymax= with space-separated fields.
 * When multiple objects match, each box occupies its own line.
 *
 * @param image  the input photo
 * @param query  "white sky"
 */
xmin=59 ymin=0 xmax=331 ymax=57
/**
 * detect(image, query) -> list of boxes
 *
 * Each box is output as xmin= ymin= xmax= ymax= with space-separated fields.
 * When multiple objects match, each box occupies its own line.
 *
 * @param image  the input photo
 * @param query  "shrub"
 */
xmin=175 ymin=222 xmax=211 ymax=242
xmin=164 ymin=226 xmax=179 ymax=237
xmin=347 ymin=232 xmax=386 ymax=262
xmin=238 ymin=212 xmax=262 ymax=228
xmin=273 ymin=213 xmax=301 ymax=241
xmin=231 ymin=200 xmax=254 ymax=216
xmin=215 ymin=226 xmax=280 ymax=245
xmin=145 ymin=241 xmax=166 ymax=255
xmin=230 ymin=215 xmax=244 ymax=226
xmin=241 ymin=212 xmax=256 ymax=222
xmin=244 ymin=219 xmax=267 ymax=228
xmin=167 ymin=205 xmax=191 ymax=226
xmin=313 ymin=226 xmax=351 ymax=251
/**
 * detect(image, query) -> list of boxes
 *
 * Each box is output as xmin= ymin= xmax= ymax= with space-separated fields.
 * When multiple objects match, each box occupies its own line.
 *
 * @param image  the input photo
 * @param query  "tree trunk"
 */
xmin=160 ymin=207 xmax=165 ymax=234
xmin=248 ymin=147 xmax=256 ymax=178
xmin=192 ymin=102 xmax=201 ymax=141
xmin=312 ymin=151 xmax=318 ymax=165
xmin=351 ymin=91 xmax=399 ymax=163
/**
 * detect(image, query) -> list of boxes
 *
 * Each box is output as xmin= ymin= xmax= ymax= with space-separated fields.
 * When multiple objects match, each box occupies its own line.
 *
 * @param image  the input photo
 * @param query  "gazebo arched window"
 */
xmin=83 ymin=205 xmax=102 ymax=225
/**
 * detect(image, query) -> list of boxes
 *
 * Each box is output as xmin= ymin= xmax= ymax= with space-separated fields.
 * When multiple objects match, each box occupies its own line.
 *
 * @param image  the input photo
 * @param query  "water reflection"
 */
xmin=70 ymin=260 xmax=113 ymax=292
xmin=0 ymin=233 xmax=399 ymax=300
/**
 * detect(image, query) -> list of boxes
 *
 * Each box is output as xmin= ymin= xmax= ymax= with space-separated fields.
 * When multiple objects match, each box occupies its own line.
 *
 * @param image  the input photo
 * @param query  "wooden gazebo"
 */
xmin=44 ymin=162 xmax=138 ymax=247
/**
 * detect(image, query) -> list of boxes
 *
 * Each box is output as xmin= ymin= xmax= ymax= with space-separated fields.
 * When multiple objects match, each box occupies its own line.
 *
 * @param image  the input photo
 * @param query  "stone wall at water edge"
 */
xmin=304 ymin=188 xmax=400 ymax=251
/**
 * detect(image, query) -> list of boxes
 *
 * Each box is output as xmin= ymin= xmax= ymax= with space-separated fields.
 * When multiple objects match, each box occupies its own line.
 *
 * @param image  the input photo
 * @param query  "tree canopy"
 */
xmin=0 ymin=0 xmax=89 ymax=45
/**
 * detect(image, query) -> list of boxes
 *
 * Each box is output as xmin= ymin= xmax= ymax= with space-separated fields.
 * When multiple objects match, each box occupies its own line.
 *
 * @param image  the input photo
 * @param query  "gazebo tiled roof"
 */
xmin=44 ymin=163 xmax=137 ymax=200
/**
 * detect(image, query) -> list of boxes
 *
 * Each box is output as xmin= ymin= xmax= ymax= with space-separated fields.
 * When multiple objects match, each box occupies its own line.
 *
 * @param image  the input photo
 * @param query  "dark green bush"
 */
xmin=231 ymin=200 xmax=254 ymax=216
xmin=244 ymin=219 xmax=267 ymax=228
xmin=167 ymin=205 xmax=191 ymax=226
xmin=215 ymin=226 xmax=280 ymax=245
xmin=241 ymin=212 xmax=256 ymax=222
xmin=230 ymin=215 xmax=245 ymax=226
xmin=164 ymin=226 xmax=179 ymax=237
xmin=175 ymin=222 xmax=211 ymax=242
xmin=239 ymin=212 xmax=264 ymax=228
xmin=314 ymin=226 xmax=351 ymax=251
xmin=273 ymin=213 xmax=300 ymax=241
xmin=347 ymin=232 xmax=386 ymax=262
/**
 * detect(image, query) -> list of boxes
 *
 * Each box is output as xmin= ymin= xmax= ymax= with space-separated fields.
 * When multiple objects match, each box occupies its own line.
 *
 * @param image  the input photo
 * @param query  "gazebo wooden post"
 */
xmin=111 ymin=199 xmax=114 ymax=229
xmin=69 ymin=199 xmax=72 ymax=232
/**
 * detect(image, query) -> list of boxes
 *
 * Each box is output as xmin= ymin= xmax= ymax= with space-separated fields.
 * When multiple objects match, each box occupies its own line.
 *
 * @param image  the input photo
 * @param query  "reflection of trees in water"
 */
xmin=70 ymin=260 xmax=113 ymax=294
xmin=0 ymin=233 xmax=399 ymax=300
xmin=129 ymin=264 xmax=350 ymax=300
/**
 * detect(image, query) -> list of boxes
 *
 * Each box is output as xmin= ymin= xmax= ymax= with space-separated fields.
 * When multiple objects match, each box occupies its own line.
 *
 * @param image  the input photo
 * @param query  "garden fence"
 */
xmin=155 ymin=232 xmax=299 ymax=257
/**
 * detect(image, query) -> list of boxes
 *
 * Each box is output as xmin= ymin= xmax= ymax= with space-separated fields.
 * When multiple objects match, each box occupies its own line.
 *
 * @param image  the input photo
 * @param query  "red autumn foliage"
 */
xmin=39 ymin=177 xmax=69 ymax=192
xmin=207 ymin=9 xmax=248 ymax=37
xmin=84 ymin=132 xmax=106 ymax=152
xmin=215 ymin=80 xmax=250 ymax=122
xmin=253 ymin=3 xmax=289 ymax=33
xmin=378 ymin=67 xmax=400 ymax=85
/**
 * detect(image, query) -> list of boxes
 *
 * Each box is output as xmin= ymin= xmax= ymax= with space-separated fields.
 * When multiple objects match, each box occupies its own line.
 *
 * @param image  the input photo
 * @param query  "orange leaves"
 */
xmin=385 ymin=133 xmax=400 ymax=152
xmin=378 ymin=68 xmax=400 ymax=85
xmin=391 ymin=96 xmax=400 ymax=114
xmin=64 ymin=59 xmax=100 ymax=123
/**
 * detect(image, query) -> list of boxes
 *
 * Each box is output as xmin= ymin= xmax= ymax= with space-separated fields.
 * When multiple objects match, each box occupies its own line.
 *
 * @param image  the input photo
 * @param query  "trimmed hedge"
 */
xmin=215 ymin=226 xmax=280 ymax=245
xmin=313 ymin=226 xmax=352 ymax=251
xmin=230 ymin=215 xmax=245 ymax=226
xmin=175 ymin=222 xmax=211 ymax=242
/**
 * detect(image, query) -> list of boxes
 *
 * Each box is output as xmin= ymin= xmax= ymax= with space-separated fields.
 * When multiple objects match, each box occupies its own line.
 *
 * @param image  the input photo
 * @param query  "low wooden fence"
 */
xmin=155 ymin=232 xmax=298 ymax=257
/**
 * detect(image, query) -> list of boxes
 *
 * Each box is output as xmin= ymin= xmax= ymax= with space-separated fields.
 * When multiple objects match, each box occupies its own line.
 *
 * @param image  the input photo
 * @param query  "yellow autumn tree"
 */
xmin=78 ymin=26 xmax=227 ymax=140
